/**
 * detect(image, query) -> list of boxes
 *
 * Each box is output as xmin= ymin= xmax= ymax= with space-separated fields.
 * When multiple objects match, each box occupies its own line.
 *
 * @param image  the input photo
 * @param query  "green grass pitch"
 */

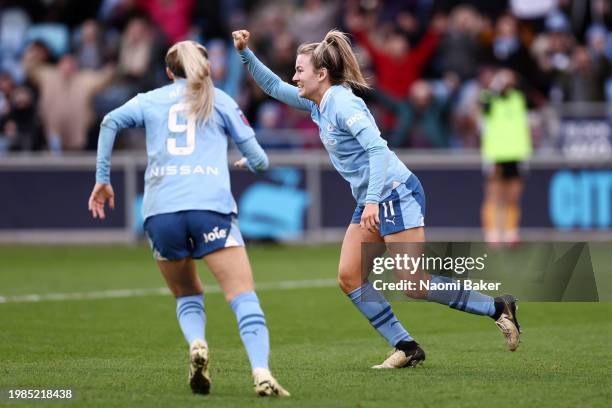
xmin=0 ymin=245 xmax=611 ymax=407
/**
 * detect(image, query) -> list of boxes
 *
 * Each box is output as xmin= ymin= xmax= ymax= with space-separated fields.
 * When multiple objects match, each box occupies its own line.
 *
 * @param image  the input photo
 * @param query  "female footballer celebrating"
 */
xmin=88 ymin=40 xmax=289 ymax=397
xmin=232 ymin=29 xmax=521 ymax=368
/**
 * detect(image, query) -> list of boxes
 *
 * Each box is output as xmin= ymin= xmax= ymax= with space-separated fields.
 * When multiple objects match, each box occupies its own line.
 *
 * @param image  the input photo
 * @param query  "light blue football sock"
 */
xmin=176 ymin=293 xmax=206 ymax=345
xmin=230 ymin=291 xmax=270 ymax=371
xmin=348 ymin=282 xmax=413 ymax=347
xmin=426 ymin=275 xmax=496 ymax=316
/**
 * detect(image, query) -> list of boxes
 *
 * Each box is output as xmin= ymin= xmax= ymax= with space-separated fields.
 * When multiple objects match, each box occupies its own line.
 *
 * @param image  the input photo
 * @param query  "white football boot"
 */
xmin=494 ymin=294 xmax=521 ymax=351
xmin=189 ymin=339 xmax=211 ymax=394
xmin=252 ymin=368 xmax=290 ymax=397
xmin=372 ymin=341 xmax=426 ymax=369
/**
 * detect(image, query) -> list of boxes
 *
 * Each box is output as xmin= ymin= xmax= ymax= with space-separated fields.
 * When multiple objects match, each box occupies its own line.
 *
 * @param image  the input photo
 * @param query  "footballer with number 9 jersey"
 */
xmin=233 ymin=29 xmax=522 ymax=369
xmin=88 ymin=40 xmax=289 ymax=397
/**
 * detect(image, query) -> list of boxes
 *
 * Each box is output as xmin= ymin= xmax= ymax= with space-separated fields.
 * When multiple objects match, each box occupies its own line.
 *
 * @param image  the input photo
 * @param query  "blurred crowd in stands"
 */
xmin=0 ymin=0 xmax=611 ymax=153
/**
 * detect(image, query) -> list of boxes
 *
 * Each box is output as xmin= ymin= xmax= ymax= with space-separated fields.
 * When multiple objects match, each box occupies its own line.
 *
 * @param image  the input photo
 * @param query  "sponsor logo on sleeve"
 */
xmin=346 ymin=112 xmax=366 ymax=128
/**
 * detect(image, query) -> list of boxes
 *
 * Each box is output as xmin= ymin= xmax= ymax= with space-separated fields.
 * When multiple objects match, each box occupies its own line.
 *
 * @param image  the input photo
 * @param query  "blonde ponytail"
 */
xmin=165 ymin=41 xmax=214 ymax=122
xmin=297 ymin=30 xmax=370 ymax=91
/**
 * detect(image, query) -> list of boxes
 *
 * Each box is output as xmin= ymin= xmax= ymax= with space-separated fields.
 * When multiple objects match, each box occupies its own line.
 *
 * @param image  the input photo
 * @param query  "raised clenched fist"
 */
xmin=232 ymin=30 xmax=250 ymax=51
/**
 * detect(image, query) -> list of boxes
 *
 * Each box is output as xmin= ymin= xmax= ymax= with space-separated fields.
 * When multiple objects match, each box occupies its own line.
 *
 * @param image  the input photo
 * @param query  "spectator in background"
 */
xmin=593 ymin=0 xmax=612 ymax=28
xmin=436 ymin=0 xmax=508 ymax=21
xmin=433 ymin=6 xmax=486 ymax=148
xmin=585 ymin=24 xmax=612 ymax=102
xmin=207 ymin=39 xmax=242 ymax=99
xmin=289 ymin=0 xmax=340 ymax=45
xmin=346 ymin=10 xmax=445 ymax=134
xmin=137 ymin=0 xmax=194 ymax=44
xmin=586 ymin=24 xmax=612 ymax=62
xmin=374 ymin=0 xmax=434 ymax=33
xmin=21 ymin=45 xmax=115 ymax=152
xmin=0 ymin=6 xmax=31 ymax=83
xmin=0 ymin=85 xmax=39 ymax=151
xmin=436 ymin=5 xmax=483 ymax=82
xmin=346 ymin=11 xmax=445 ymax=98
xmin=118 ymin=17 xmax=154 ymax=82
xmin=376 ymin=77 xmax=459 ymax=148
xmin=247 ymin=4 xmax=291 ymax=78
xmin=98 ymin=0 xmax=142 ymax=30
xmin=487 ymin=13 xmax=549 ymax=103
xmin=532 ymin=10 xmax=574 ymax=75
xmin=554 ymin=46 xmax=610 ymax=102
xmin=479 ymin=69 xmax=532 ymax=245
xmin=267 ymin=32 xmax=298 ymax=84
xmin=26 ymin=21 xmax=70 ymax=60
xmin=92 ymin=16 xmax=160 ymax=144
xmin=73 ymin=19 xmax=105 ymax=70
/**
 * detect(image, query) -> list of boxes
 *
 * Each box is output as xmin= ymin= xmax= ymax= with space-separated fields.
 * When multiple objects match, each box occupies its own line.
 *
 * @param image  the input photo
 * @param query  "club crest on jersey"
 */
xmin=321 ymin=136 xmax=337 ymax=146
xmin=346 ymin=112 xmax=366 ymax=128
xmin=203 ymin=226 xmax=227 ymax=243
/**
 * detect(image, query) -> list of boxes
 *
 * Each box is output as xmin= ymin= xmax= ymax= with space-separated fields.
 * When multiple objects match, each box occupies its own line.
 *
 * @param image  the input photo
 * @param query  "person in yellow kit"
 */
xmin=479 ymin=69 xmax=532 ymax=246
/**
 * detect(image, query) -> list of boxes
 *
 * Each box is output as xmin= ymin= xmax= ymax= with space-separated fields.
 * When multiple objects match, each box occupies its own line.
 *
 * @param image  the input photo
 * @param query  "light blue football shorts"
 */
xmin=351 ymin=174 xmax=426 ymax=236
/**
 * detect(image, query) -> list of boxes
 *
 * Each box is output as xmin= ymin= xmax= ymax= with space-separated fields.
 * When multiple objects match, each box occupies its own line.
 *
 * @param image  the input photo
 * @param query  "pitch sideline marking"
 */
xmin=0 ymin=278 xmax=338 ymax=304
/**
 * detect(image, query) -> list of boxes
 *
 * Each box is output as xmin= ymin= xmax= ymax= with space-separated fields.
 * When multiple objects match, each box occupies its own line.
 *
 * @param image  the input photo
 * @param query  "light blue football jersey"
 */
xmin=239 ymin=48 xmax=412 ymax=204
xmin=312 ymin=85 xmax=412 ymax=203
xmin=96 ymin=80 xmax=257 ymax=219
